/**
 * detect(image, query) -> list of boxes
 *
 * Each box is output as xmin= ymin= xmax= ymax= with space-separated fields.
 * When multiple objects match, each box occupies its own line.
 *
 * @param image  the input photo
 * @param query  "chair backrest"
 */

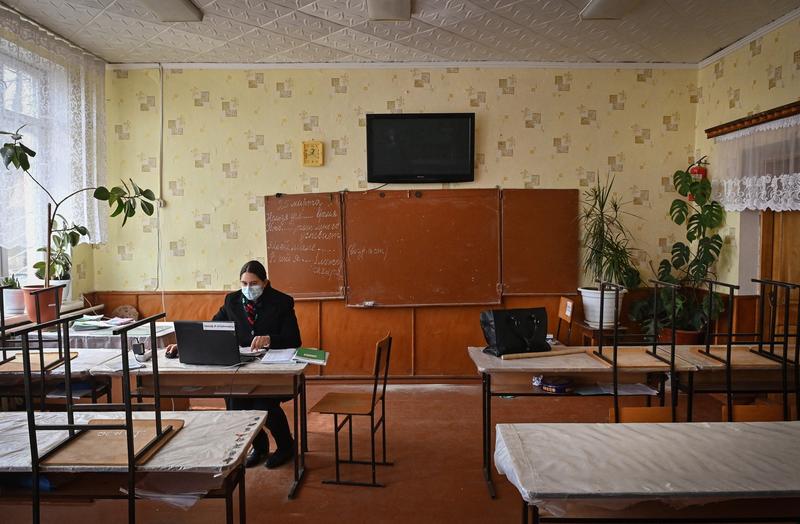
xmin=371 ymin=333 xmax=392 ymax=406
xmin=556 ymin=297 xmax=574 ymax=344
xmin=722 ymin=404 xmax=784 ymax=422
xmin=611 ymin=406 xmax=673 ymax=423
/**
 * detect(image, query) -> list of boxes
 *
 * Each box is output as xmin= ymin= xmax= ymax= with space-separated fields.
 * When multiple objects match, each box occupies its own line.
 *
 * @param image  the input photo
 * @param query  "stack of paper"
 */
xmin=72 ymin=316 xmax=135 ymax=331
xmin=261 ymin=349 xmax=296 ymax=364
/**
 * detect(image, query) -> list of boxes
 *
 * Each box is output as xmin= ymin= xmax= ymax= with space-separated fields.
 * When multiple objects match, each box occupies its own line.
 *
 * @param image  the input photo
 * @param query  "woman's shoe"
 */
xmin=265 ymin=439 xmax=294 ymax=469
xmin=245 ymin=448 xmax=268 ymax=468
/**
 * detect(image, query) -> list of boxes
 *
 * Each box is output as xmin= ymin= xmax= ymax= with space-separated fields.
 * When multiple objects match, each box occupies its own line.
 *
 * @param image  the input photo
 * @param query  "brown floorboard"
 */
xmin=1 ymin=382 xmax=729 ymax=523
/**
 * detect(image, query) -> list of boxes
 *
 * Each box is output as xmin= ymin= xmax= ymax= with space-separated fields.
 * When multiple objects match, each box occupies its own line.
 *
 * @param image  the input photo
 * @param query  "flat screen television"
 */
xmin=366 ymin=113 xmax=475 ymax=183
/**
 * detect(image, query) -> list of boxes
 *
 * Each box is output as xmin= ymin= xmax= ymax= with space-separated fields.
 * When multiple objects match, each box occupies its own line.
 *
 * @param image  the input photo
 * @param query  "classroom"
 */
xmin=1 ymin=0 xmax=799 ymax=522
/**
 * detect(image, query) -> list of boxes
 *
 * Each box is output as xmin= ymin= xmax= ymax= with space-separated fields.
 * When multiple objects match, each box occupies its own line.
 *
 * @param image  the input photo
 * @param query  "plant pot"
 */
xmin=22 ymin=285 xmax=64 ymax=323
xmin=579 ymin=287 xmax=627 ymax=328
xmin=2 ymin=287 xmax=25 ymax=314
xmin=658 ymin=328 xmax=703 ymax=345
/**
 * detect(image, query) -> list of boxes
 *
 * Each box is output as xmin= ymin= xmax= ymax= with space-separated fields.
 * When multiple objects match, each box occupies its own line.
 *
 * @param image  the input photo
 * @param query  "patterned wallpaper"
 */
xmin=70 ymin=18 xmax=799 ymax=294
xmin=77 ymin=65 xmax=701 ymax=293
xmin=694 ymin=17 xmax=800 ymax=284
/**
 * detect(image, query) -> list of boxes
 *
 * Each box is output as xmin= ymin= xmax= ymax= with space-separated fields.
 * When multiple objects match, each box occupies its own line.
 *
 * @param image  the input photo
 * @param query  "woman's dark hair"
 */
xmin=239 ymin=260 xmax=267 ymax=281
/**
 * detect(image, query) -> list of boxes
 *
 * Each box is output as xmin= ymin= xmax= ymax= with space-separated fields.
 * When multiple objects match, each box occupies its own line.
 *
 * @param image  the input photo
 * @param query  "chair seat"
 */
xmin=310 ymin=392 xmax=376 ymax=415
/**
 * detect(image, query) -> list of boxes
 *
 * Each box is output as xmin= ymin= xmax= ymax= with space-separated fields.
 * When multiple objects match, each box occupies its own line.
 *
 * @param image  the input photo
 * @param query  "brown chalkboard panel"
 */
xmin=344 ymin=189 xmax=501 ymax=307
xmin=265 ymin=193 xmax=345 ymax=299
xmin=501 ymin=189 xmax=579 ymax=295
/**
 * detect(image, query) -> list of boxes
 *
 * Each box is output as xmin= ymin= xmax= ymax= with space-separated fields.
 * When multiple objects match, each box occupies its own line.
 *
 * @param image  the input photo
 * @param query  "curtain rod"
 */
xmin=705 ymin=100 xmax=800 ymax=139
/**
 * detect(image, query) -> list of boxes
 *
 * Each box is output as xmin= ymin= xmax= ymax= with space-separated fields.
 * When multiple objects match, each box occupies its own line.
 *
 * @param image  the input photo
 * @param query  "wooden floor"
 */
xmin=1 ymin=382 xmax=731 ymax=523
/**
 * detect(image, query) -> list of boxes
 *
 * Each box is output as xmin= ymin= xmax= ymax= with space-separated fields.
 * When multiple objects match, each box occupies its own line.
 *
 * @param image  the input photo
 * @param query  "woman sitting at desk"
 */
xmin=166 ymin=260 xmax=301 ymax=468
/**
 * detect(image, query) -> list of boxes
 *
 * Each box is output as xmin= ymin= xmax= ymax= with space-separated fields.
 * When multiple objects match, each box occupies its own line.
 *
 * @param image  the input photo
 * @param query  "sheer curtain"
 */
xmin=0 ymin=5 xmax=106 ymax=276
xmin=713 ymin=114 xmax=800 ymax=211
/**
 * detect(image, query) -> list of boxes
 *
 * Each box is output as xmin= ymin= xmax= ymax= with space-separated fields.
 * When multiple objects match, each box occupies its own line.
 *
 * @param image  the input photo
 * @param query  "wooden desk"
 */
xmin=0 ymin=410 xmax=263 ymax=523
xmin=495 ymin=421 xmax=800 ymax=523
xmin=468 ymin=346 xmax=697 ymax=498
xmin=90 ymin=350 xmax=309 ymax=498
xmin=1 ymin=303 xmax=105 ymax=331
xmin=575 ymin=319 xmax=629 ymax=346
xmin=657 ymin=344 xmax=793 ymax=420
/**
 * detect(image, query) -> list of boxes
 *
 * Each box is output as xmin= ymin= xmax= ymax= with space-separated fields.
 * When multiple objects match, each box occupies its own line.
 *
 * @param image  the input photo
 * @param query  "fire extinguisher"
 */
xmin=687 ymin=156 xmax=709 ymax=201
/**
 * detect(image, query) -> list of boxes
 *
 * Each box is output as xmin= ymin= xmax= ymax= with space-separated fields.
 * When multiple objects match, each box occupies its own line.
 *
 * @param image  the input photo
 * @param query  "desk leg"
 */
xmin=300 ymin=374 xmax=308 ymax=453
xmin=482 ymin=372 xmax=496 ymax=498
xmin=659 ymin=374 xmax=666 ymax=407
xmin=687 ymin=372 xmax=694 ymax=422
xmin=238 ymin=464 xmax=246 ymax=524
xmin=521 ymin=499 xmax=528 ymax=524
xmin=288 ymin=375 xmax=305 ymax=499
xmin=225 ymin=478 xmax=234 ymax=524
xmin=671 ymin=372 xmax=679 ymax=423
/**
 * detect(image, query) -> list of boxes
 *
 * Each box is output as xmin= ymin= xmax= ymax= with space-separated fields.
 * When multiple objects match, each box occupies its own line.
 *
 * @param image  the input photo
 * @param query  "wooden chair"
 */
xmin=555 ymin=297 xmax=574 ymax=345
xmin=310 ymin=333 xmax=392 ymax=487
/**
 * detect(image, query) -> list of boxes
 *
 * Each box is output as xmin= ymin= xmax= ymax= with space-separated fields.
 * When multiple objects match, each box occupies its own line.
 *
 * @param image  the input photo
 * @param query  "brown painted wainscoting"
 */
xmin=84 ymin=290 xmax=758 ymax=378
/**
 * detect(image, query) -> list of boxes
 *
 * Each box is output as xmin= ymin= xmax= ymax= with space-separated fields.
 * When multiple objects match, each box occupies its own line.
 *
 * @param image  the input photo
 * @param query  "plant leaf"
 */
xmin=657 ymin=259 xmax=673 ymax=281
xmin=669 ymin=199 xmax=689 ymax=225
xmin=141 ymin=200 xmax=154 ymax=216
xmin=690 ymin=178 xmax=711 ymax=205
xmin=110 ymin=201 xmax=125 ymax=217
xmin=687 ymin=214 xmax=703 ymax=242
xmin=673 ymin=170 xmax=692 ymax=196
xmin=700 ymin=201 xmax=725 ymax=229
xmin=93 ymin=186 xmax=110 ymax=200
xmin=19 ymin=143 xmax=36 ymax=157
xmin=671 ymin=241 xmax=690 ymax=268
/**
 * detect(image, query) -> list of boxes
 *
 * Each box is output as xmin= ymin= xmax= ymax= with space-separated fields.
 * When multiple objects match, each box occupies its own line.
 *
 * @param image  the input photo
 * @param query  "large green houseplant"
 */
xmin=629 ymin=156 xmax=725 ymax=340
xmin=2 ymin=125 xmax=155 ymax=319
xmin=578 ymin=174 xmax=641 ymax=328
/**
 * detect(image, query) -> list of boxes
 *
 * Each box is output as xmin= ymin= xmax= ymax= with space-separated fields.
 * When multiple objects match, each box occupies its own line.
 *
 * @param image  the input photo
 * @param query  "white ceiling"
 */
xmin=5 ymin=0 xmax=800 ymax=64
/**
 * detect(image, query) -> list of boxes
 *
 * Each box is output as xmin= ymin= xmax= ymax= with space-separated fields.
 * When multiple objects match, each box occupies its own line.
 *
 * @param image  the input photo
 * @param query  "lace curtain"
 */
xmin=713 ymin=113 xmax=800 ymax=211
xmin=0 ymin=6 xmax=107 ymax=273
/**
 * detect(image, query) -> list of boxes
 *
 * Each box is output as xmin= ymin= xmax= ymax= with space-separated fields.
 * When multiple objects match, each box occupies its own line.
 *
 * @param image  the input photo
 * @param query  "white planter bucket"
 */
xmin=579 ymin=287 xmax=627 ymax=328
xmin=2 ymin=288 xmax=25 ymax=314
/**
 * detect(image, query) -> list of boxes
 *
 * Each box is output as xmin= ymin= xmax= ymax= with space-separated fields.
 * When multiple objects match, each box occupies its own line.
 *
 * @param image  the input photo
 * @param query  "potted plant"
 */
xmin=578 ymin=174 xmax=641 ymax=328
xmin=29 ymin=215 xmax=89 ymax=302
xmin=628 ymin=156 xmax=725 ymax=343
xmin=1 ymin=275 xmax=24 ymax=315
xmin=2 ymin=125 xmax=156 ymax=321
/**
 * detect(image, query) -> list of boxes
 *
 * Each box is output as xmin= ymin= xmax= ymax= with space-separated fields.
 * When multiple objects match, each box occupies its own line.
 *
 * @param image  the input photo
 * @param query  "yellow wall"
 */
xmin=694 ymin=17 xmax=800 ymax=283
xmin=72 ymin=17 xmax=799 ymax=295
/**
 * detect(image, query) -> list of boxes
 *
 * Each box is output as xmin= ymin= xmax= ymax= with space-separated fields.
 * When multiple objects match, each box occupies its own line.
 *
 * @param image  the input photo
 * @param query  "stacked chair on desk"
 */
xmin=693 ymin=278 xmax=798 ymax=422
xmin=0 ymin=286 xmax=112 ymax=409
xmin=595 ymin=280 xmax=681 ymax=423
xmin=6 ymin=312 xmax=174 ymax=524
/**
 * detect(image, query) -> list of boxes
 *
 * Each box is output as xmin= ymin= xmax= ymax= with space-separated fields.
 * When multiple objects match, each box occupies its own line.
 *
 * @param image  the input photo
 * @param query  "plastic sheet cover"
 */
xmin=0 ymin=410 xmax=265 ymax=474
xmin=90 ymin=349 xmax=306 ymax=376
xmin=36 ymin=322 xmax=176 ymax=350
xmin=495 ymin=422 xmax=800 ymax=513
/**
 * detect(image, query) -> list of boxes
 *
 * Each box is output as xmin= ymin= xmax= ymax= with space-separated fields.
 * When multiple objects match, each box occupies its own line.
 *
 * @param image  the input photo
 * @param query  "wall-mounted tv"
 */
xmin=366 ymin=113 xmax=475 ymax=183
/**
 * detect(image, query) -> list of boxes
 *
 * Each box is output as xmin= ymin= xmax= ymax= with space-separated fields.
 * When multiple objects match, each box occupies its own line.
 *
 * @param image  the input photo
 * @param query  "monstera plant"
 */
xmin=2 ymin=125 xmax=155 ymax=318
xmin=629 ymin=156 xmax=726 ymax=338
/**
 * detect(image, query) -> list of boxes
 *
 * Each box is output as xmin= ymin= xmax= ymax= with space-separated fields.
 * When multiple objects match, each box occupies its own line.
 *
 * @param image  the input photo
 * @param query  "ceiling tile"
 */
xmin=202 ymin=0 xmax=294 ymax=28
xmin=298 ymin=0 xmax=369 ymax=27
xmin=267 ymin=42 xmax=352 ymax=62
xmin=260 ymin=10 xmax=345 ymax=40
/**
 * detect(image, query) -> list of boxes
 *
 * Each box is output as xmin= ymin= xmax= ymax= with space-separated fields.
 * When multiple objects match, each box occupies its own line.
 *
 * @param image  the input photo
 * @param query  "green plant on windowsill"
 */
xmin=33 ymin=215 xmax=87 ymax=281
xmin=1 ymin=125 xmax=156 ymax=287
xmin=1 ymin=275 xmax=21 ymax=289
xmin=629 ymin=156 xmax=726 ymax=336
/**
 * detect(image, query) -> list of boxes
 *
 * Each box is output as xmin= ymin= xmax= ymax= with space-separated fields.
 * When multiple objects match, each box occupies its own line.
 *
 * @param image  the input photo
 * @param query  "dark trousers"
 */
xmin=227 ymin=397 xmax=293 ymax=452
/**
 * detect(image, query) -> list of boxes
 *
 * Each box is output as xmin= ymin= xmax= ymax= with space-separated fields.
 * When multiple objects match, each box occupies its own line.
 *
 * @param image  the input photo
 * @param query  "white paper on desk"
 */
xmin=106 ymin=354 xmax=144 ymax=372
xmin=575 ymin=383 xmax=657 ymax=396
xmin=261 ymin=348 xmax=296 ymax=364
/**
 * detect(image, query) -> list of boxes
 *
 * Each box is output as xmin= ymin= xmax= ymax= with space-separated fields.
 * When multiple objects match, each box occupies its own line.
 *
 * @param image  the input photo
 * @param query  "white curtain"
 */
xmin=0 ymin=5 xmax=107 ymax=272
xmin=713 ymin=113 xmax=800 ymax=212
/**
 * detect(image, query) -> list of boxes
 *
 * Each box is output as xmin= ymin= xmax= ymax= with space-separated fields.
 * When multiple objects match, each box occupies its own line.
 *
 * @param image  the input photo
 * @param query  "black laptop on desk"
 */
xmin=174 ymin=321 xmax=249 ymax=366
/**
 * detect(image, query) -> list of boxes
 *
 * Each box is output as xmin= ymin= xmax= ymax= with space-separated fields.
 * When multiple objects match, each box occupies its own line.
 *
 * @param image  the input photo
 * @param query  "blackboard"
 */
xmin=264 ymin=193 xmax=345 ymax=299
xmin=501 ymin=189 xmax=579 ymax=294
xmin=344 ymin=189 xmax=501 ymax=306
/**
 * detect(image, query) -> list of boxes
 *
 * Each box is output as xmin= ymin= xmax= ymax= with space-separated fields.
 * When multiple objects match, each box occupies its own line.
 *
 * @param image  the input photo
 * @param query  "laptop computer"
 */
xmin=174 ymin=321 xmax=251 ymax=366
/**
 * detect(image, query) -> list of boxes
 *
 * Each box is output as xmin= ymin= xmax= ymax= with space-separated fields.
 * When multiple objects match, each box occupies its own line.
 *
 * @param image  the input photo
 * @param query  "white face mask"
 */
xmin=242 ymin=284 xmax=263 ymax=301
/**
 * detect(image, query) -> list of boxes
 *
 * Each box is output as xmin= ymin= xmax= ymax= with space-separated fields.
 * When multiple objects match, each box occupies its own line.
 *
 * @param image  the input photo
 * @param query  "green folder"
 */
xmin=293 ymin=347 xmax=329 ymax=366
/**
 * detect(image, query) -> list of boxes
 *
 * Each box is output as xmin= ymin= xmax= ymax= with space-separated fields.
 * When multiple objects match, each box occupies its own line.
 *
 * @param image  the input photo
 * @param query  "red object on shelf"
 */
xmin=687 ymin=162 xmax=709 ymax=201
